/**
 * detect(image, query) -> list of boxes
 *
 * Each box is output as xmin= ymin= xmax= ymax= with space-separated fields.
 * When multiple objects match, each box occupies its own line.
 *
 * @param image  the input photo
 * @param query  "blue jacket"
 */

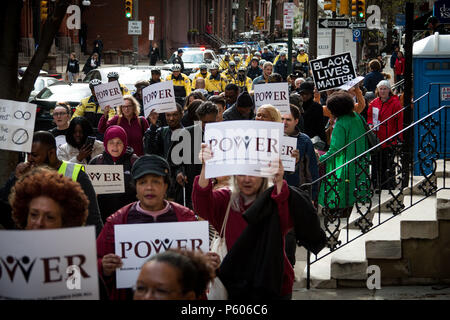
xmin=363 ymin=71 xmax=385 ymax=92
xmin=284 ymin=131 xmax=319 ymax=201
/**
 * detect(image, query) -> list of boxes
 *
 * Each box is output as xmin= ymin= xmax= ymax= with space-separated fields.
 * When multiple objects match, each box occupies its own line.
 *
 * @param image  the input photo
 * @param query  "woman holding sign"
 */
xmin=98 ymin=95 xmax=149 ymax=156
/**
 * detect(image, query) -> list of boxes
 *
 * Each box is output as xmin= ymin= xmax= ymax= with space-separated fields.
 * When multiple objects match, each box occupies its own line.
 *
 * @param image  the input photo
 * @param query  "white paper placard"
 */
xmin=94 ymin=80 xmax=124 ymax=110
xmin=114 ymin=221 xmax=209 ymax=289
xmin=204 ymin=120 xmax=283 ymax=179
xmin=253 ymin=82 xmax=290 ymax=115
xmin=0 ymin=226 xmax=99 ymax=300
xmin=281 ymin=136 xmax=297 ymax=172
xmin=85 ymin=165 xmax=125 ymax=194
xmin=142 ymin=80 xmax=177 ymax=118
xmin=338 ymin=76 xmax=365 ymax=91
xmin=0 ymin=99 xmax=37 ymax=153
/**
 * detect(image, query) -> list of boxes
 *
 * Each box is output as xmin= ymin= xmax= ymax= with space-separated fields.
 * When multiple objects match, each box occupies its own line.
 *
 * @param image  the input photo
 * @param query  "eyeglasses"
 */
xmin=122 ymin=105 xmax=133 ymax=109
xmin=53 ymin=112 xmax=68 ymax=117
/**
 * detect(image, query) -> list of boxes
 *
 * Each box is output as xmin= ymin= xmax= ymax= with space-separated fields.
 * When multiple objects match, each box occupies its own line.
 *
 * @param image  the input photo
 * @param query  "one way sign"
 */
xmin=318 ymin=18 xmax=349 ymax=29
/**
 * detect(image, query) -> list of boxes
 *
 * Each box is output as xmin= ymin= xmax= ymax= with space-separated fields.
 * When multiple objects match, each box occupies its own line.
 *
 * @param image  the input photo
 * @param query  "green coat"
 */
xmin=318 ymin=112 xmax=370 ymax=209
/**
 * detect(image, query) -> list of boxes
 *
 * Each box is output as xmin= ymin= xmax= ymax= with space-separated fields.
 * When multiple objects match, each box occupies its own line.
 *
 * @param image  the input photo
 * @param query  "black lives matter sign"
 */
xmin=309 ymin=52 xmax=356 ymax=92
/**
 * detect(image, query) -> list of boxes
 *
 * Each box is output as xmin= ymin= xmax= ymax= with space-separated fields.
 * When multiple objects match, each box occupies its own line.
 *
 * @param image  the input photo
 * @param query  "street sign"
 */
xmin=128 ymin=20 xmax=142 ymax=35
xmin=283 ymin=2 xmax=296 ymax=30
xmin=349 ymin=22 xmax=367 ymax=29
xmin=253 ymin=16 xmax=264 ymax=29
xmin=395 ymin=14 xmax=405 ymax=26
xmin=353 ymin=29 xmax=362 ymax=42
xmin=319 ymin=18 xmax=350 ymax=29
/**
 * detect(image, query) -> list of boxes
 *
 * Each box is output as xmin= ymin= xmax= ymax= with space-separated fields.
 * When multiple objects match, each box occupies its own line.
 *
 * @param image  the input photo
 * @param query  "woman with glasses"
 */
xmin=98 ymin=95 xmax=149 ymax=156
xmin=49 ymin=102 xmax=71 ymax=148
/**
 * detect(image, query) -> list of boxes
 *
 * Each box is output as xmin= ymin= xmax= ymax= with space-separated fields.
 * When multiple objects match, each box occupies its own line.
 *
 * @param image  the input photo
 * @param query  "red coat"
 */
xmin=394 ymin=57 xmax=405 ymax=76
xmin=367 ymin=95 xmax=403 ymax=148
xmin=96 ymin=201 xmax=197 ymax=300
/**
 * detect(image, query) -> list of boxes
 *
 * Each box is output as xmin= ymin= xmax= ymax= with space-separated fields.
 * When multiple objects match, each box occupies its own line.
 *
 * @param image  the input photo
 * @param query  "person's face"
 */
xmin=172 ymin=71 xmax=180 ymax=77
xmin=398 ymin=52 xmax=403 ymax=58
xmin=93 ymin=54 xmax=98 ymax=60
xmin=133 ymin=261 xmax=195 ymax=300
xmin=108 ymin=77 xmax=118 ymax=83
xmin=136 ymin=174 xmax=168 ymax=211
xmin=200 ymin=69 xmax=207 ymax=76
xmin=282 ymin=113 xmax=299 ymax=135
xmin=299 ymin=91 xmax=312 ymax=102
xmin=210 ymin=69 xmax=218 ymax=76
xmin=236 ymin=106 xmax=251 ymax=117
xmin=199 ymin=113 xmax=217 ymax=131
xmin=263 ymin=65 xmax=273 ymax=77
xmin=73 ymin=124 xmax=85 ymax=146
xmin=236 ymin=175 xmax=264 ymax=196
xmin=251 ymin=60 xmax=258 ymax=68
xmin=378 ymin=86 xmax=390 ymax=100
xmin=121 ymin=99 xmax=135 ymax=118
xmin=165 ymin=110 xmax=182 ymax=129
xmin=225 ymin=89 xmax=238 ymax=105
xmin=255 ymin=108 xmax=271 ymax=121
xmin=26 ymin=196 xmax=63 ymax=230
xmin=281 ymin=55 xmax=286 ymax=61
xmin=28 ymin=142 xmax=52 ymax=167
xmin=152 ymin=73 xmax=161 ymax=81
xmin=107 ymin=137 xmax=124 ymax=158
xmin=53 ymin=106 xmax=70 ymax=128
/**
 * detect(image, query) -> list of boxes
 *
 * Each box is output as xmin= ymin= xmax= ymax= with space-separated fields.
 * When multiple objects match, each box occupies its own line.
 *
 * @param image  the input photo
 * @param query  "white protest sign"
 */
xmin=309 ymin=52 xmax=356 ymax=92
xmin=281 ymin=136 xmax=297 ymax=172
xmin=85 ymin=165 xmax=125 ymax=195
xmin=253 ymin=82 xmax=290 ymax=115
xmin=338 ymin=76 xmax=365 ymax=91
xmin=114 ymin=221 xmax=209 ymax=289
xmin=204 ymin=120 xmax=283 ymax=179
xmin=0 ymin=226 xmax=99 ymax=300
xmin=142 ymin=80 xmax=177 ymax=118
xmin=0 ymin=99 xmax=36 ymax=153
xmin=94 ymin=80 xmax=124 ymax=110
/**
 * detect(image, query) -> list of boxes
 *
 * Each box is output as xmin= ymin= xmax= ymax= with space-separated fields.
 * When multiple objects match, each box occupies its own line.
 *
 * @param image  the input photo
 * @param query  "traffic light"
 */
xmin=340 ymin=0 xmax=350 ymax=16
xmin=40 ymin=0 xmax=48 ymax=22
xmin=125 ymin=0 xmax=133 ymax=19
xmin=351 ymin=0 xmax=365 ymax=19
xmin=324 ymin=0 xmax=337 ymax=12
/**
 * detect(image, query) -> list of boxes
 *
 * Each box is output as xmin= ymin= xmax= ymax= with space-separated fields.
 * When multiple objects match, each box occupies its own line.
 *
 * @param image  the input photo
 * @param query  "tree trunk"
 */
xmin=269 ymin=0 xmax=277 ymax=42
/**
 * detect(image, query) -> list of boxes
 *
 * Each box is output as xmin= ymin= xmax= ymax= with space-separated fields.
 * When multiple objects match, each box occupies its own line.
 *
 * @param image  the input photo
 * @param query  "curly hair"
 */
xmin=10 ymin=167 xmax=89 ymax=229
xmin=326 ymin=90 xmax=355 ymax=118
xmin=118 ymin=95 xmax=141 ymax=118
xmin=146 ymin=249 xmax=214 ymax=299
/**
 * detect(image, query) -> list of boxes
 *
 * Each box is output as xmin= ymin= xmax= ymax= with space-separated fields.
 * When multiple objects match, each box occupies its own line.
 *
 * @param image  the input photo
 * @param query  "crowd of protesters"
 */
xmin=0 ymin=43 xmax=407 ymax=300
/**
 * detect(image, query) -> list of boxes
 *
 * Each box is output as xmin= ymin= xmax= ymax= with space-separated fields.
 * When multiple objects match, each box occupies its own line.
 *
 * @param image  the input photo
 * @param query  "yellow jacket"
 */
xmin=205 ymin=73 xmax=228 ymax=94
xmin=234 ymin=77 xmax=253 ymax=93
xmin=192 ymin=72 xmax=210 ymax=90
xmin=165 ymin=73 xmax=191 ymax=98
xmin=72 ymin=95 xmax=116 ymax=127
xmin=119 ymin=83 xmax=130 ymax=95
xmin=297 ymin=53 xmax=309 ymax=64
xmin=219 ymin=59 xmax=230 ymax=71
xmin=222 ymin=69 xmax=238 ymax=83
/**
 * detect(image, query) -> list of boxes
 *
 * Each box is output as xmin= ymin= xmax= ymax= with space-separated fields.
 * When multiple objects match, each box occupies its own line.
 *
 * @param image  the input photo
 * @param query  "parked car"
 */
xmin=83 ymin=66 xmax=131 ymax=84
xmin=164 ymin=48 xmax=219 ymax=76
xmin=30 ymin=82 xmax=91 ymax=131
xmin=27 ymin=76 xmax=59 ymax=102
xmin=268 ymin=42 xmax=288 ymax=54
xmin=119 ymin=66 xmax=170 ymax=92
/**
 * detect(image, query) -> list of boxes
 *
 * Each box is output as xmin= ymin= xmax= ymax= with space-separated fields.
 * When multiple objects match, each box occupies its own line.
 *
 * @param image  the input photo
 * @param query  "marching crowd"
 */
xmin=0 ymin=44 xmax=405 ymax=300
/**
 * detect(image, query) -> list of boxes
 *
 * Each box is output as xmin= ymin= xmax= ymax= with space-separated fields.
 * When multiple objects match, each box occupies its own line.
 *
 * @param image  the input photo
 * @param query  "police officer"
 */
xmin=219 ymin=52 xmax=231 ymax=71
xmin=205 ymin=63 xmax=227 ymax=95
xmin=235 ymin=66 xmax=253 ymax=93
xmin=150 ymin=68 xmax=163 ymax=84
xmin=72 ymin=79 xmax=116 ymax=137
xmin=165 ymin=64 xmax=191 ymax=106
xmin=192 ymin=64 xmax=210 ymax=90
xmin=107 ymin=71 xmax=130 ymax=95
xmin=173 ymin=49 xmax=185 ymax=74
xmin=223 ymin=60 xmax=237 ymax=83
xmin=247 ymin=56 xmax=262 ymax=80
xmin=274 ymin=51 xmax=289 ymax=81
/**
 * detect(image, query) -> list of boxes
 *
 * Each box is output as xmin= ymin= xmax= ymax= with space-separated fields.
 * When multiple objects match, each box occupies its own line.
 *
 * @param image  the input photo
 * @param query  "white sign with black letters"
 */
xmin=142 ymin=80 xmax=177 ymax=117
xmin=114 ymin=221 xmax=209 ymax=289
xmin=204 ymin=120 xmax=283 ymax=179
xmin=0 ymin=99 xmax=36 ymax=153
xmin=253 ymin=82 xmax=290 ymax=115
xmin=0 ymin=227 xmax=99 ymax=300
xmin=309 ymin=52 xmax=356 ymax=92
xmin=94 ymin=80 xmax=124 ymax=110
xmin=85 ymin=165 xmax=125 ymax=195
xmin=281 ymin=136 xmax=297 ymax=172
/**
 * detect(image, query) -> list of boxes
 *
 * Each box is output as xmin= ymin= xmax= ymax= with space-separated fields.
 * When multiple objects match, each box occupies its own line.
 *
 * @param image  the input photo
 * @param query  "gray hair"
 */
xmin=229 ymin=176 xmax=270 ymax=212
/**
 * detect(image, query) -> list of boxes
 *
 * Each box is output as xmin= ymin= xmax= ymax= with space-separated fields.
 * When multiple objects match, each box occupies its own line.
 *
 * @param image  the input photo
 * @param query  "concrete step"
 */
xmin=437 ymin=189 xmax=450 ymax=220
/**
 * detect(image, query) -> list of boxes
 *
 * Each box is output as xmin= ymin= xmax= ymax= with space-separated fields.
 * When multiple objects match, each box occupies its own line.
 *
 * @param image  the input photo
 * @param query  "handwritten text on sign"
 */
xmin=94 ymin=80 xmax=124 ymax=110
xmin=253 ymin=82 xmax=290 ymax=115
xmin=85 ymin=165 xmax=125 ymax=195
xmin=309 ymin=52 xmax=356 ymax=92
xmin=0 ymin=99 xmax=36 ymax=153
xmin=142 ymin=80 xmax=177 ymax=117
xmin=0 ymin=227 xmax=99 ymax=300
xmin=114 ymin=221 xmax=209 ymax=288
xmin=204 ymin=120 xmax=283 ymax=179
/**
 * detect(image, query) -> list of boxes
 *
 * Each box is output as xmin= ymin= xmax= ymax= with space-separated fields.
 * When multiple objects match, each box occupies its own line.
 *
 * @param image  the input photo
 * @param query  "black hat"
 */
xmin=178 ymin=49 xmax=184 ymax=54
xmin=298 ymin=81 xmax=315 ymax=94
xmin=236 ymin=91 xmax=254 ymax=108
xmin=131 ymin=155 xmax=171 ymax=180
xmin=425 ymin=16 xmax=439 ymax=26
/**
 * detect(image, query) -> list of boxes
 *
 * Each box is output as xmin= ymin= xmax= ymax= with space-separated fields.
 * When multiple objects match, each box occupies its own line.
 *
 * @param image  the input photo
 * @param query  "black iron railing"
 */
xmin=301 ymin=83 xmax=450 ymax=289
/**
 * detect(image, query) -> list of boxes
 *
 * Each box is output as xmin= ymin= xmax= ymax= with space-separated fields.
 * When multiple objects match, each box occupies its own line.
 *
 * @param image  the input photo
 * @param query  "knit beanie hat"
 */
xmin=376 ymin=80 xmax=391 ymax=90
xmin=104 ymin=125 xmax=128 ymax=161
xmin=236 ymin=91 xmax=254 ymax=108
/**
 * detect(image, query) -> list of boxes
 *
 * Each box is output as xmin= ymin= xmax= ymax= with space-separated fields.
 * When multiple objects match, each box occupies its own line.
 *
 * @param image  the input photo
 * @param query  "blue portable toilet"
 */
xmin=413 ymin=32 xmax=450 ymax=175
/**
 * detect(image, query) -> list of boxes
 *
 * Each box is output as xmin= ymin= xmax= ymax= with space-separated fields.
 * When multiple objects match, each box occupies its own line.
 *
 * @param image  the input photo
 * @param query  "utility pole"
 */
xmin=132 ymin=0 xmax=139 ymax=65
xmin=308 ymin=0 xmax=318 ymax=60
xmin=331 ymin=11 xmax=336 ymax=55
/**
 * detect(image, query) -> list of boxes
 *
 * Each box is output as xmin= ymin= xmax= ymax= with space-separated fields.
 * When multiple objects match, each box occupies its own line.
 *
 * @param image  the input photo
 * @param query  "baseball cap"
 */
xmin=131 ymin=155 xmax=171 ymax=180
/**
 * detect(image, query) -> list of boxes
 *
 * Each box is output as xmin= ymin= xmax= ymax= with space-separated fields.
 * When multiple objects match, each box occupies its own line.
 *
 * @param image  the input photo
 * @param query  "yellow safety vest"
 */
xmin=58 ymin=161 xmax=85 ymax=182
